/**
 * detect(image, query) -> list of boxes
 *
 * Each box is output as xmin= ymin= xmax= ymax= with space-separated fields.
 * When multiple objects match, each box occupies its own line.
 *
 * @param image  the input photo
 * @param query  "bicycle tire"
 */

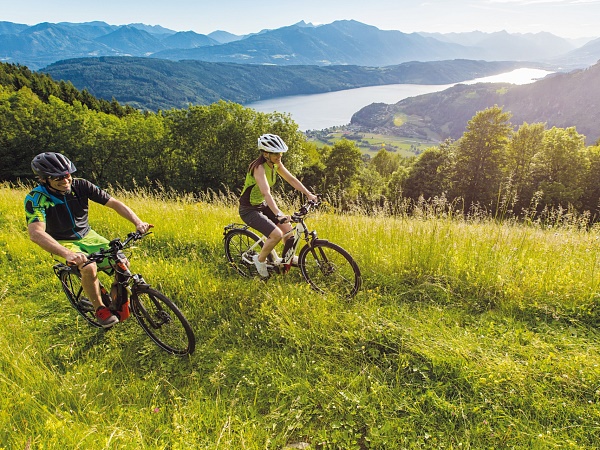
xmin=131 ymin=286 xmax=196 ymax=356
xmin=59 ymin=268 xmax=108 ymax=328
xmin=224 ymin=228 xmax=269 ymax=277
xmin=298 ymin=240 xmax=362 ymax=299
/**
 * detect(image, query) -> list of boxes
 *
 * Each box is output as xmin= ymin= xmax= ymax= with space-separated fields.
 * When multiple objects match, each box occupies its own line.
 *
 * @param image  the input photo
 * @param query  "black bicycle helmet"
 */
xmin=258 ymin=134 xmax=288 ymax=153
xmin=31 ymin=152 xmax=77 ymax=178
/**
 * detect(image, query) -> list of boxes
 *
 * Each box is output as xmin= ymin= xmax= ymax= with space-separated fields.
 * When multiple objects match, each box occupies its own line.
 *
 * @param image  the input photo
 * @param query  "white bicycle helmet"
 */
xmin=258 ymin=134 xmax=288 ymax=153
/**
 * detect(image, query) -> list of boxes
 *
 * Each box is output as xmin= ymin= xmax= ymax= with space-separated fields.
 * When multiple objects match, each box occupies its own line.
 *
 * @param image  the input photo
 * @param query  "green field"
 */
xmin=306 ymin=130 xmax=437 ymax=158
xmin=2 ymin=183 xmax=600 ymax=449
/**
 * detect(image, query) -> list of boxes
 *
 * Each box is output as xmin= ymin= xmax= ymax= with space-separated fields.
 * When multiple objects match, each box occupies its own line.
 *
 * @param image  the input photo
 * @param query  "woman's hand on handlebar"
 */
xmin=307 ymin=193 xmax=319 ymax=203
xmin=277 ymin=214 xmax=290 ymax=224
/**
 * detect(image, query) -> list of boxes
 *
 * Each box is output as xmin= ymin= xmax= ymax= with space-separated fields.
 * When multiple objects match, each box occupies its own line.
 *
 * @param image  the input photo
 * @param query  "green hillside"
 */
xmin=2 ymin=185 xmax=600 ymax=448
xmin=42 ymin=57 xmax=530 ymax=111
xmin=350 ymin=61 xmax=600 ymax=145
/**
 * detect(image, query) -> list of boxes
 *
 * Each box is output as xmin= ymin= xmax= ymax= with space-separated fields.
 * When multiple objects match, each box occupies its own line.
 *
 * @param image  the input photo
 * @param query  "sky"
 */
xmin=3 ymin=0 xmax=600 ymax=40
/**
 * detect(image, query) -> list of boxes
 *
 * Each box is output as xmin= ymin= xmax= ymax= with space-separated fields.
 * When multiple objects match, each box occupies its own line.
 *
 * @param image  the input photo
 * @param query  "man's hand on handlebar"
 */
xmin=135 ymin=222 xmax=154 ymax=234
xmin=65 ymin=251 xmax=88 ymax=267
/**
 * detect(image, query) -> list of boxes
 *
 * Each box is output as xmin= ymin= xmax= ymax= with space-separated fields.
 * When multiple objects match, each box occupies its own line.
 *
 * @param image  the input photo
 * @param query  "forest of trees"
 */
xmin=2 ymin=62 xmax=600 ymax=223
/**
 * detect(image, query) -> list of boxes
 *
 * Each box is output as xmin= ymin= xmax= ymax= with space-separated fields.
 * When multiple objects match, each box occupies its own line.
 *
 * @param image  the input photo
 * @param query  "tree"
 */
xmin=531 ymin=126 xmax=586 ymax=209
xmin=357 ymin=166 xmax=385 ymax=203
xmin=449 ymin=106 xmax=512 ymax=211
xmin=297 ymin=141 xmax=327 ymax=194
xmin=504 ymin=122 xmax=545 ymax=213
xmin=402 ymin=143 xmax=452 ymax=202
xmin=580 ymin=144 xmax=600 ymax=218
xmin=163 ymin=101 xmax=306 ymax=194
xmin=322 ymin=139 xmax=363 ymax=196
xmin=386 ymin=166 xmax=410 ymax=215
xmin=370 ymin=148 xmax=400 ymax=178
xmin=0 ymin=86 xmax=57 ymax=181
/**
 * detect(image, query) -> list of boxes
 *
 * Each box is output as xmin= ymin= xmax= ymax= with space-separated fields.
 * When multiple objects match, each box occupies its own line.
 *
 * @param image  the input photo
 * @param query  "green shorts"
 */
xmin=57 ymin=229 xmax=111 ymax=269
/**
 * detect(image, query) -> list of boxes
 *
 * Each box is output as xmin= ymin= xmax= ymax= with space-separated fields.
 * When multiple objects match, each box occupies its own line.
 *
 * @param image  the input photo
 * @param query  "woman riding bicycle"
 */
xmin=239 ymin=134 xmax=317 ymax=278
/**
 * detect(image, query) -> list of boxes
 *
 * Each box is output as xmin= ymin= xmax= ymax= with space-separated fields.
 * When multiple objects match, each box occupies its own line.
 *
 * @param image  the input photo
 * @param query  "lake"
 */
xmin=246 ymin=68 xmax=554 ymax=131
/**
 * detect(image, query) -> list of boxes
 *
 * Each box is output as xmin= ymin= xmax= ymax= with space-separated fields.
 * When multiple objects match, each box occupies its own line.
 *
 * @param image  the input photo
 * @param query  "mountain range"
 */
xmin=1 ymin=20 xmax=599 ymax=70
xmin=42 ymin=58 xmax=532 ymax=111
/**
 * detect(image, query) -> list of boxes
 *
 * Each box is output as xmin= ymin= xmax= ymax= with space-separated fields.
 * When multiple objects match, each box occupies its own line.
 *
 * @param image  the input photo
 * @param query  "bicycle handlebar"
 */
xmin=290 ymin=197 xmax=321 ymax=222
xmin=81 ymin=231 xmax=151 ymax=265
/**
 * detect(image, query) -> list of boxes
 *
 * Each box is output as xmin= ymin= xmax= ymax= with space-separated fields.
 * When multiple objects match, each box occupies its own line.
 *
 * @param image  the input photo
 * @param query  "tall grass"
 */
xmin=1 ymin=183 xmax=600 ymax=449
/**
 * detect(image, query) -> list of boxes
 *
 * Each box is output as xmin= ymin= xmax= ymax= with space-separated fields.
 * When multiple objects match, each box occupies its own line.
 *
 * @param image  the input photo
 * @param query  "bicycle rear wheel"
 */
xmin=131 ymin=286 xmax=196 ymax=356
xmin=224 ymin=228 xmax=267 ymax=277
xmin=299 ymin=240 xmax=362 ymax=299
xmin=58 ymin=268 xmax=107 ymax=328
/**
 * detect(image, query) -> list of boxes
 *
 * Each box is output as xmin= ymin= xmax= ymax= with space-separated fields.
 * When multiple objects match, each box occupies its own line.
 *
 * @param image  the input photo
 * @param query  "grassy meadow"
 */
xmin=1 ymin=183 xmax=600 ymax=449
xmin=307 ymin=131 xmax=432 ymax=158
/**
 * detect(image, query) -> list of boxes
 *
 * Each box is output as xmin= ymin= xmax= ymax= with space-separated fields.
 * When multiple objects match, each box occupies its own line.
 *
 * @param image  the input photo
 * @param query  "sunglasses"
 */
xmin=49 ymin=174 xmax=71 ymax=181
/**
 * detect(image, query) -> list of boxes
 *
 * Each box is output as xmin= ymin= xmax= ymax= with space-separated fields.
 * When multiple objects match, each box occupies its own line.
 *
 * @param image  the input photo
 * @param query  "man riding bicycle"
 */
xmin=24 ymin=152 xmax=153 ymax=328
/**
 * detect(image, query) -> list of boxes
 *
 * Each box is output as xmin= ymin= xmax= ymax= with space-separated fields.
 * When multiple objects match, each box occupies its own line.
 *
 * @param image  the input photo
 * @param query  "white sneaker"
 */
xmin=277 ymin=255 xmax=299 ymax=266
xmin=253 ymin=254 xmax=269 ymax=278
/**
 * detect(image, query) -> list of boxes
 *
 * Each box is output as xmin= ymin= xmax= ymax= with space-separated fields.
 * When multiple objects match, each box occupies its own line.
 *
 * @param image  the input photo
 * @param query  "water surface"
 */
xmin=247 ymin=68 xmax=553 ymax=131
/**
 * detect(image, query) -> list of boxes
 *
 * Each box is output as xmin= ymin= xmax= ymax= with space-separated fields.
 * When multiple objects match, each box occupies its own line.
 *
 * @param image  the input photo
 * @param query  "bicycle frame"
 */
xmin=53 ymin=232 xmax=149 ymax=310
xmin=226 ymin=202 xmax=319 ymax=273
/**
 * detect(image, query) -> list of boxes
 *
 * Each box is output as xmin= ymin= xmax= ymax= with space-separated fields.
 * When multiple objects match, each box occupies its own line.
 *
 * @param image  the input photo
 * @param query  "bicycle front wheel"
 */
xmin=224 ymin=228 xmax=264 ymax=277
xmin=299 ymin=240 xmax=362 ymax=299
xmin=59 ymin=269 xmax=106 ymax=328
xmin=131 ymin=286 xmax=196 ymax=356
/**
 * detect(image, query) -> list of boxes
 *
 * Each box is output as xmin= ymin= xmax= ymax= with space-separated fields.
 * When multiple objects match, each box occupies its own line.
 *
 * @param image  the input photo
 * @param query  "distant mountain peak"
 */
xmin=207 ymin=30 xmax=243 ymax=44
xmin=127 ymin=23 xmax=176 ymax=35
xmin=293 ymin=20 xmax=315 ymax=28
xmin=95 ymin=25 xmax=165 ymax=54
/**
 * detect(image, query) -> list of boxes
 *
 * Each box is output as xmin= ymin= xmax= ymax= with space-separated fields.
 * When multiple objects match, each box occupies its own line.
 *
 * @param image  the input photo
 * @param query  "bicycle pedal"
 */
xmin=78 ymin=298 xmax=94 ymax=312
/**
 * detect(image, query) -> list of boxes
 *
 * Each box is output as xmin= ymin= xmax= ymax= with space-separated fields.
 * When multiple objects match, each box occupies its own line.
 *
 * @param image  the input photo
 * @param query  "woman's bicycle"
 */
xmin=53 ymin=231 xmax=196 ymax=356
xmin=223 ymin=199 xmax=362 ymax=299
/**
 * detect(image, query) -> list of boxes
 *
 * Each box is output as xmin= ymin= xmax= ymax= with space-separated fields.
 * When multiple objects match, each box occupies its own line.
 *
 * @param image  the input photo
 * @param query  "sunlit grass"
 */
xmin=309 ymin=131 xmax=432 ymax=157
xmin=2 ymin=183 xmax=600 ymax=448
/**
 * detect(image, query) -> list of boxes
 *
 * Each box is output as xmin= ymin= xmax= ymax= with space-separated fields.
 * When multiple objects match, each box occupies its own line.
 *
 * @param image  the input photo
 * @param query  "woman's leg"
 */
xmin=258 ymin=227 xmax=284 ymax=262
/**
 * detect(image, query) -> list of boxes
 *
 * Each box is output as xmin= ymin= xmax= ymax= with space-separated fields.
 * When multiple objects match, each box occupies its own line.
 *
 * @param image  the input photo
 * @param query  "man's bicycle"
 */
xmin=223 ymin=199 xmax=362 ymax=299
xmin=53 ymin=231 xmax=196 ymax=356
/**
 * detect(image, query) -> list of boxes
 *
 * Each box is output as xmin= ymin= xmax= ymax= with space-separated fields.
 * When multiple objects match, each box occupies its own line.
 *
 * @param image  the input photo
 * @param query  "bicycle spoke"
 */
xmin=224 ymin=228 xmax=263 ymax=277
xmin=132 ymin=287 xmax=195 ymax=356
xmin=300 ymin=241 xmax=362 ymax=299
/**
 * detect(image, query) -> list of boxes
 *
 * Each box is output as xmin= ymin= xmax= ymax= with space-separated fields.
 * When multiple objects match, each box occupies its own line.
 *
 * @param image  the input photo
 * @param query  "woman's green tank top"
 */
xmin=240 ymin=162 xmax=278 ymax=206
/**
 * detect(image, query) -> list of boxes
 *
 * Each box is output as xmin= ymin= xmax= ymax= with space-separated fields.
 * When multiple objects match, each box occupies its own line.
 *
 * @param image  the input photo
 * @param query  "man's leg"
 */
xmin=79 ymin=261 xmax=104 ymax=310
xmin=59 ymin=232 xmax=118 ymax=326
